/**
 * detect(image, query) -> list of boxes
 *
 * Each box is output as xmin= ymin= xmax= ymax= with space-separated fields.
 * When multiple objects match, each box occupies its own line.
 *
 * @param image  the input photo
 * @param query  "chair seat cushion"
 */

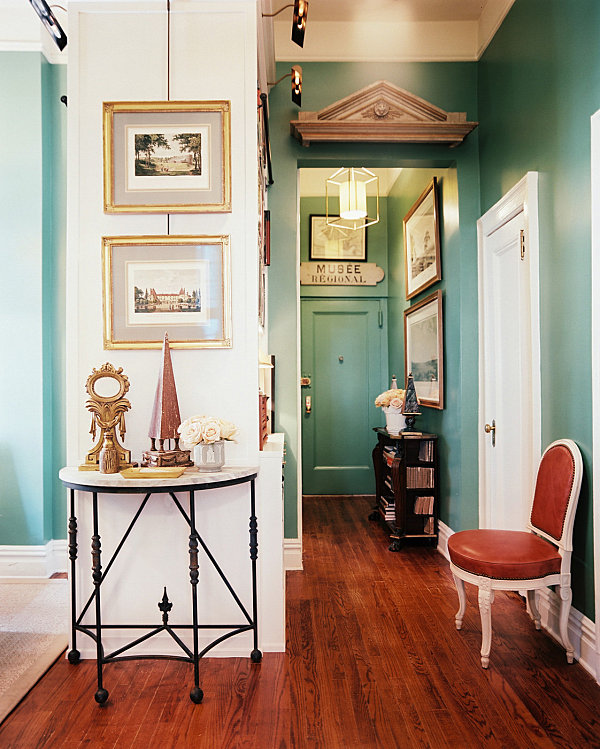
xmin=448 ymin=529 xmax=561 ymax=580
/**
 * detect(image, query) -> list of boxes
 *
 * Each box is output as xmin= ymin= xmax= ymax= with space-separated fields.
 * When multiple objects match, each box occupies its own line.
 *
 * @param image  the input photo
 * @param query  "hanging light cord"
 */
xmin=166 ymin=0 xmax=171 ymax=235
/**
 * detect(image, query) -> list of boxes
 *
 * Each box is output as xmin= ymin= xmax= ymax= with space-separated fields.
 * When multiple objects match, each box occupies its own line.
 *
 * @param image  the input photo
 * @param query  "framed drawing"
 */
xmin=403 ymin=177 xmax=441 ymax=300
xmin=404 ymin=290 xmax=443 ymax=409
xmin=102 ymin=235 xmax=231 ymax=349
xmin=103 ymin=101 xmax=231 ymax=213
xmin=309 ymin=214 xmax=367 ymax=261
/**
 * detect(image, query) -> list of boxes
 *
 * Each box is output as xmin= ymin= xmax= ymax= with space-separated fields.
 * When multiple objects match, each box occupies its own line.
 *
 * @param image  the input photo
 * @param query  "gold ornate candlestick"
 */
xmin=80 ymin=363 xmax=132 ymax=472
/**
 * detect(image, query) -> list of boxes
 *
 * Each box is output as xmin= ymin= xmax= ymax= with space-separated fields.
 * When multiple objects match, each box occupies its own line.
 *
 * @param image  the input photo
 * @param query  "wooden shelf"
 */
xmin=371 ymin=428 xmax=439 ymax=552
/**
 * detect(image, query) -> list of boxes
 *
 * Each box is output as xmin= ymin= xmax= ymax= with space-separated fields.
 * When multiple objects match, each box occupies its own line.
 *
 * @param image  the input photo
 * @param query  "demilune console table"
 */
xmin=58 ymin=466 xmax=260 ymax=706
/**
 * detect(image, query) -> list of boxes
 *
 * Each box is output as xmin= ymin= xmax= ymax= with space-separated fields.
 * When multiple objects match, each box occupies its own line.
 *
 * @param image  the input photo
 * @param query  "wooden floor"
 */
xmin=1 ymin=496 xmax=599 ymax=748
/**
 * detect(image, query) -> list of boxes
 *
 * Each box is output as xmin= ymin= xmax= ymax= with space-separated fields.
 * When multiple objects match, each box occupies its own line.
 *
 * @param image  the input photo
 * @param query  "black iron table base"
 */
xmin=60 ymin=468 xmax=260 ymax=705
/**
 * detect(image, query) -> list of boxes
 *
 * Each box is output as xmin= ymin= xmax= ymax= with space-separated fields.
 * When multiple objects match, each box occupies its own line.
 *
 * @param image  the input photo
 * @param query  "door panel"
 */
xmin=480 ymin=209 xmax=537 ymax=531
xmin=301 ymin=299 xmax=386 ymax=494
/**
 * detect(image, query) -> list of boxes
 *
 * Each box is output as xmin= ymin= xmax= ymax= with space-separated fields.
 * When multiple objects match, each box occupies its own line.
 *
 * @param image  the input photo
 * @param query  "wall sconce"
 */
xmin=28 ymin=0 xmax=67 ymax=50
xmin=262 ymin=0 xmax=309 ymax=48
xmin=326 ymin=167 xmax=380 ymax=231
xmin=267 ymin=65 xmax=302 ymax=107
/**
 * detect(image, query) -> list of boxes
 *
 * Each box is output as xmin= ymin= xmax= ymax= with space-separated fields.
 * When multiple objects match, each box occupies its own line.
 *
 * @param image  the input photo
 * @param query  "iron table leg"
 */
xmin=188 ymin=490 xmax=203 ymax=704
xmin=91 ymin=492 xmax=108 ymax=704
xmin=67 ymin=488 xmax=80 ymax=664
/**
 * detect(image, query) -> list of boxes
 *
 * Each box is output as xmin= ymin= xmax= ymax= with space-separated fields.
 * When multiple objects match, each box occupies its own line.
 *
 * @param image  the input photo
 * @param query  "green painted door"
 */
xmin=301 ymin=298 xmax=387 ymax=494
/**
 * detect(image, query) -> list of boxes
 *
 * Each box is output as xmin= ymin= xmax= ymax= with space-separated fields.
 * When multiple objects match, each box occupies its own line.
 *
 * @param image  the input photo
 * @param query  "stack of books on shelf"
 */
xmin=418 ymin=440 xmax=434 ymax=462
xmin=380 ymin=496 xmax=396 ymax=521
xmin=406 ymin=466 xmax=435 ymax=488
xmin=424 ymin=517 xmax=435 ymax=534
xmin=413 ymin=496 xmax=435 ymax=514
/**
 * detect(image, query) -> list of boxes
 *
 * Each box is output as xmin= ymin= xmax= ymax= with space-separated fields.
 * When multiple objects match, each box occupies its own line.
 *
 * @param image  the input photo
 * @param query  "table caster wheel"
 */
xmin=94 ymin=688 xmax=109 ymax=704
xmin=190 ymin=686 xmax=204 ymax=704
xmin=388 ymin=539 xmax=403 ymax=552
xmin=250 ymin=649 xmax=262 ymax=663
xmin=67 ymin=649 xmax=80 ymax=664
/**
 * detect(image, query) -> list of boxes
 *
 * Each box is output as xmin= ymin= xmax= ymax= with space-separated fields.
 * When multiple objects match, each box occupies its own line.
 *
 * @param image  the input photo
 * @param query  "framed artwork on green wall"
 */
xmin=404 ymin=177 xmax=441 ymax=300
xmin=309 ymin=214 xmax=367 ymax=261
xmin=404 ymin=290 xmax=444 ymax=409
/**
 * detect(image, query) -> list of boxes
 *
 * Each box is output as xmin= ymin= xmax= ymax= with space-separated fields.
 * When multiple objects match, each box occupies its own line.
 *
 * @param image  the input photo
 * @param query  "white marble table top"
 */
xmin=59 ymin=466 xmax=259 ymax=492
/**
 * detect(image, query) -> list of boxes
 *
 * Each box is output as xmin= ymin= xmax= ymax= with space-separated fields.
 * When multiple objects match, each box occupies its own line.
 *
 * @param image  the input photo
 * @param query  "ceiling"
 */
xmin=268 ymin=0 xmax=516 ymax=63
xmin=308 ymin=0 xmax=497 ymax=24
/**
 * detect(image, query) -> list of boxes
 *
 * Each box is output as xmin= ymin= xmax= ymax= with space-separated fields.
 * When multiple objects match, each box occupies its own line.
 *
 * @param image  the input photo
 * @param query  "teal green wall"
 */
xmin=0 ymin=53 xmax=67 ymax=546
xmin=42 ymin=61 xmax=68 ymax=541
xmin=268 ymin=61 xmax=480 ymax=538
xmin=300 ymin=195 xmax=388 ymax=298
xmin=478 ymin=0 xmax=597 ymax=618
xmin=387 ymin=167 xmax=464 ymax=530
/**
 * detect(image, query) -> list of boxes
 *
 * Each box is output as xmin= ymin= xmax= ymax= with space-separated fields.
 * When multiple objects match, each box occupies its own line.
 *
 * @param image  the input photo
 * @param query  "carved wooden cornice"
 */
xmin=289 ymin=80 xmax=478 ymax=147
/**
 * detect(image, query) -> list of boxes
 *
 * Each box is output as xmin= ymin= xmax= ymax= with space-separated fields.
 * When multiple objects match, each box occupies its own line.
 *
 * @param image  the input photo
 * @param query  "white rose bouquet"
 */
xmin=374 ymin=388 xmax=406 ymax=410
xmin=178 ymin=415 xmax=238 ymax=446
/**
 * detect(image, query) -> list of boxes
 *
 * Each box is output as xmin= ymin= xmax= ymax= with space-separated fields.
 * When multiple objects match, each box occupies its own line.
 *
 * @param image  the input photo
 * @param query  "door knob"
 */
xmin=484 ymin=419 xmax=496 ymax=447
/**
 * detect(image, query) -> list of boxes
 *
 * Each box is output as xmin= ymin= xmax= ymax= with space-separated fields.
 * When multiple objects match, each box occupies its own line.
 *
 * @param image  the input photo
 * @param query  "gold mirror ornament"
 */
xmin=79 ymin=363 xmax=133 ymax=472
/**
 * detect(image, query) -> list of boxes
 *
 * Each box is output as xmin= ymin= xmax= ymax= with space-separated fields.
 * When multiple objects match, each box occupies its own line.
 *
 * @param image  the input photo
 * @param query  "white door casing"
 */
xmin=590 ymin=110 xmax=600 ymax=684
xmin=478 ymin=173 xmax=541 ymax=530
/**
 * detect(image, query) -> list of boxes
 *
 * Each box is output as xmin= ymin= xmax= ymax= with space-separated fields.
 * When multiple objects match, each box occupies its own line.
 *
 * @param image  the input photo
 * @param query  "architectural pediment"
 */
xmin=290 ymin=81 xmax=478 ymax=147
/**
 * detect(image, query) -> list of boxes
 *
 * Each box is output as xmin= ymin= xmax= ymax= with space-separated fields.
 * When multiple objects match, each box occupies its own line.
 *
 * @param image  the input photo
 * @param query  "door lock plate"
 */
xmin=300 ymin=376 xmax=311 ymax=387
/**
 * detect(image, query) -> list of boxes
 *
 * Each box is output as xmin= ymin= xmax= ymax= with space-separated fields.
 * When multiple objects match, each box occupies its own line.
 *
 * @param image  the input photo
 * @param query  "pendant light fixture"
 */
xmin=326 ymin=167 xmax=379 ymax=231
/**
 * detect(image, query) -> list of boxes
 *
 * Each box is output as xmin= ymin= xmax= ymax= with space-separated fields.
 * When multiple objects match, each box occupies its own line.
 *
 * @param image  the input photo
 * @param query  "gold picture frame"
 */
xmin=103 ymin=101 xmax=231 ymax=213
xmin=404 ymin=290 xmax=444 ymax=409
xmin=102 ymin=235 xmax=232 ymax=349
xmin=403 ymin=177 xmax=441 ymax=300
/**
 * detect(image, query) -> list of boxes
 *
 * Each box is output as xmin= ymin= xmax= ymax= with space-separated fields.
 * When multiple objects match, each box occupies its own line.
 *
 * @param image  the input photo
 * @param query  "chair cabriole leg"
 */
xmin=478 ymin=581 xmax=494 ymax=669
xmin=452 ymin=572 xmax=466 ymax=630
xmin=526 ymin=589 xmax=541 ymax=630
xmin=558 ymin=582 xmax=575 ymax=663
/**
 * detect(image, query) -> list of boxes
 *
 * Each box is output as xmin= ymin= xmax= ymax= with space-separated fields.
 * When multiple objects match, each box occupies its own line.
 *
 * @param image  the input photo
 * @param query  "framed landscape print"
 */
xmin=404 ymin=290 xmax=444 ymax=409
xmin=309 ymin=214 xmax=366 ymax=261
xmin=102 ymin=235 xmax=231 ymax=349
xmin=103 ymin=101 xmax=231 ymax=213
xmin=403 ymin=177 xmax=441 ymax=300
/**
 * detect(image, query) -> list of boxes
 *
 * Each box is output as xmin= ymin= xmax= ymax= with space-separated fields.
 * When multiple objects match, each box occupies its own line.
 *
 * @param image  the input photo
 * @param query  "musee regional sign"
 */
xmin=300 ymin=262 xmax=385 ymax=286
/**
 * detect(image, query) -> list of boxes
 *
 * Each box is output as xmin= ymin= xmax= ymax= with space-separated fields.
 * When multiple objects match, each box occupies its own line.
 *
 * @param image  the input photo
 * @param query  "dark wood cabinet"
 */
xmin=371 ymin=428 xmax=439 ymax=551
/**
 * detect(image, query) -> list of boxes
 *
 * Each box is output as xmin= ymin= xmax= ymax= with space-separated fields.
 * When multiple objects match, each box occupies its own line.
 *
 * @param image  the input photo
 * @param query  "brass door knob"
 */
xmin=484 ymin=420 xmax=496 ymax=447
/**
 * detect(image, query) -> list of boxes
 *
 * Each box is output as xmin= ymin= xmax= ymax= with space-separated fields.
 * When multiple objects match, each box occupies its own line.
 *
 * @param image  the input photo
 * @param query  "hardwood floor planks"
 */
xmin=0 ymin=495 xmax=599 ymax=748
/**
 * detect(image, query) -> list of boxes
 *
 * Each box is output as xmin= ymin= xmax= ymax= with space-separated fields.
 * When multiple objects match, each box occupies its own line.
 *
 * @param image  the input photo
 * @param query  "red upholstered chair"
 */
xmin=447 ymin=439 xmax=583 ymax=668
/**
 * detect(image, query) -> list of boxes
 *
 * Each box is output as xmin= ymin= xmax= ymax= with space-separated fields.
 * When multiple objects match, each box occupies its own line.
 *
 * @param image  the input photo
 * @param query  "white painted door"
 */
xmin=478 ymin=174 xmax=541 ymax=531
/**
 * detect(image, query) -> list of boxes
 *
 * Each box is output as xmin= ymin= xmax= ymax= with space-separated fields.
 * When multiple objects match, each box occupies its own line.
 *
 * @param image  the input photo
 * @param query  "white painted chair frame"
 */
xmin=450 ymin=439 xmax=583 ymax=668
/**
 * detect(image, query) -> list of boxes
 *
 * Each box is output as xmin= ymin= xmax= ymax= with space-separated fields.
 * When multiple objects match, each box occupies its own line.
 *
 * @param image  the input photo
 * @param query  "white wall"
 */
xmin=67 ymin=0 xmax=259 ymax=461
xmin=66 ymin=0 xmax=284 ymax=657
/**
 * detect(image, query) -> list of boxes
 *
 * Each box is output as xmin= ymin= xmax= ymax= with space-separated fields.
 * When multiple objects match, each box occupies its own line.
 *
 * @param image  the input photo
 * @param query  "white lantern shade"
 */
xmin=340 ymin=178 xmax=367 ymax=220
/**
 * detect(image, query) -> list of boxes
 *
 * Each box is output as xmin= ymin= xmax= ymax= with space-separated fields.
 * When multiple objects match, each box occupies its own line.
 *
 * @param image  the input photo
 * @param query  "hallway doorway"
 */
xmin=301 ymin=298 xmax=386 ymax=494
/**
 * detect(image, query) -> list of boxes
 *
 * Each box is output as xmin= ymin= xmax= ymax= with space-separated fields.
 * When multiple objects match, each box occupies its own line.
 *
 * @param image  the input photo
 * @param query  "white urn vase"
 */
xmin=194 ymin=440 xmax=225 ymax=472
xmin=383 ymin=406 xmax=406 ymax=436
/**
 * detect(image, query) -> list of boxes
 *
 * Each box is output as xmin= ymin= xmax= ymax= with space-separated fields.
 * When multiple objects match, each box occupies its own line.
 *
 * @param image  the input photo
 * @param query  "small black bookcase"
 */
xmin=370 ymin=428 xmax=439 ymax=552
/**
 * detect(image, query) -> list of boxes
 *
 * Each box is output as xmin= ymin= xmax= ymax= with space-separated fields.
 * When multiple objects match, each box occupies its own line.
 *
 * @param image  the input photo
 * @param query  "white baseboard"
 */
xmin=0 ymin=539 xmax=68 ymax=578
xmin=536 ymin=588 xmax=598 ymax=680
xmin=284 ymin=538 xmax=303 ymax=570
xmin=437 ymin=520 xmax=452 ymax=561
xmin=436 ymin=521 xmax=598 ymax=683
